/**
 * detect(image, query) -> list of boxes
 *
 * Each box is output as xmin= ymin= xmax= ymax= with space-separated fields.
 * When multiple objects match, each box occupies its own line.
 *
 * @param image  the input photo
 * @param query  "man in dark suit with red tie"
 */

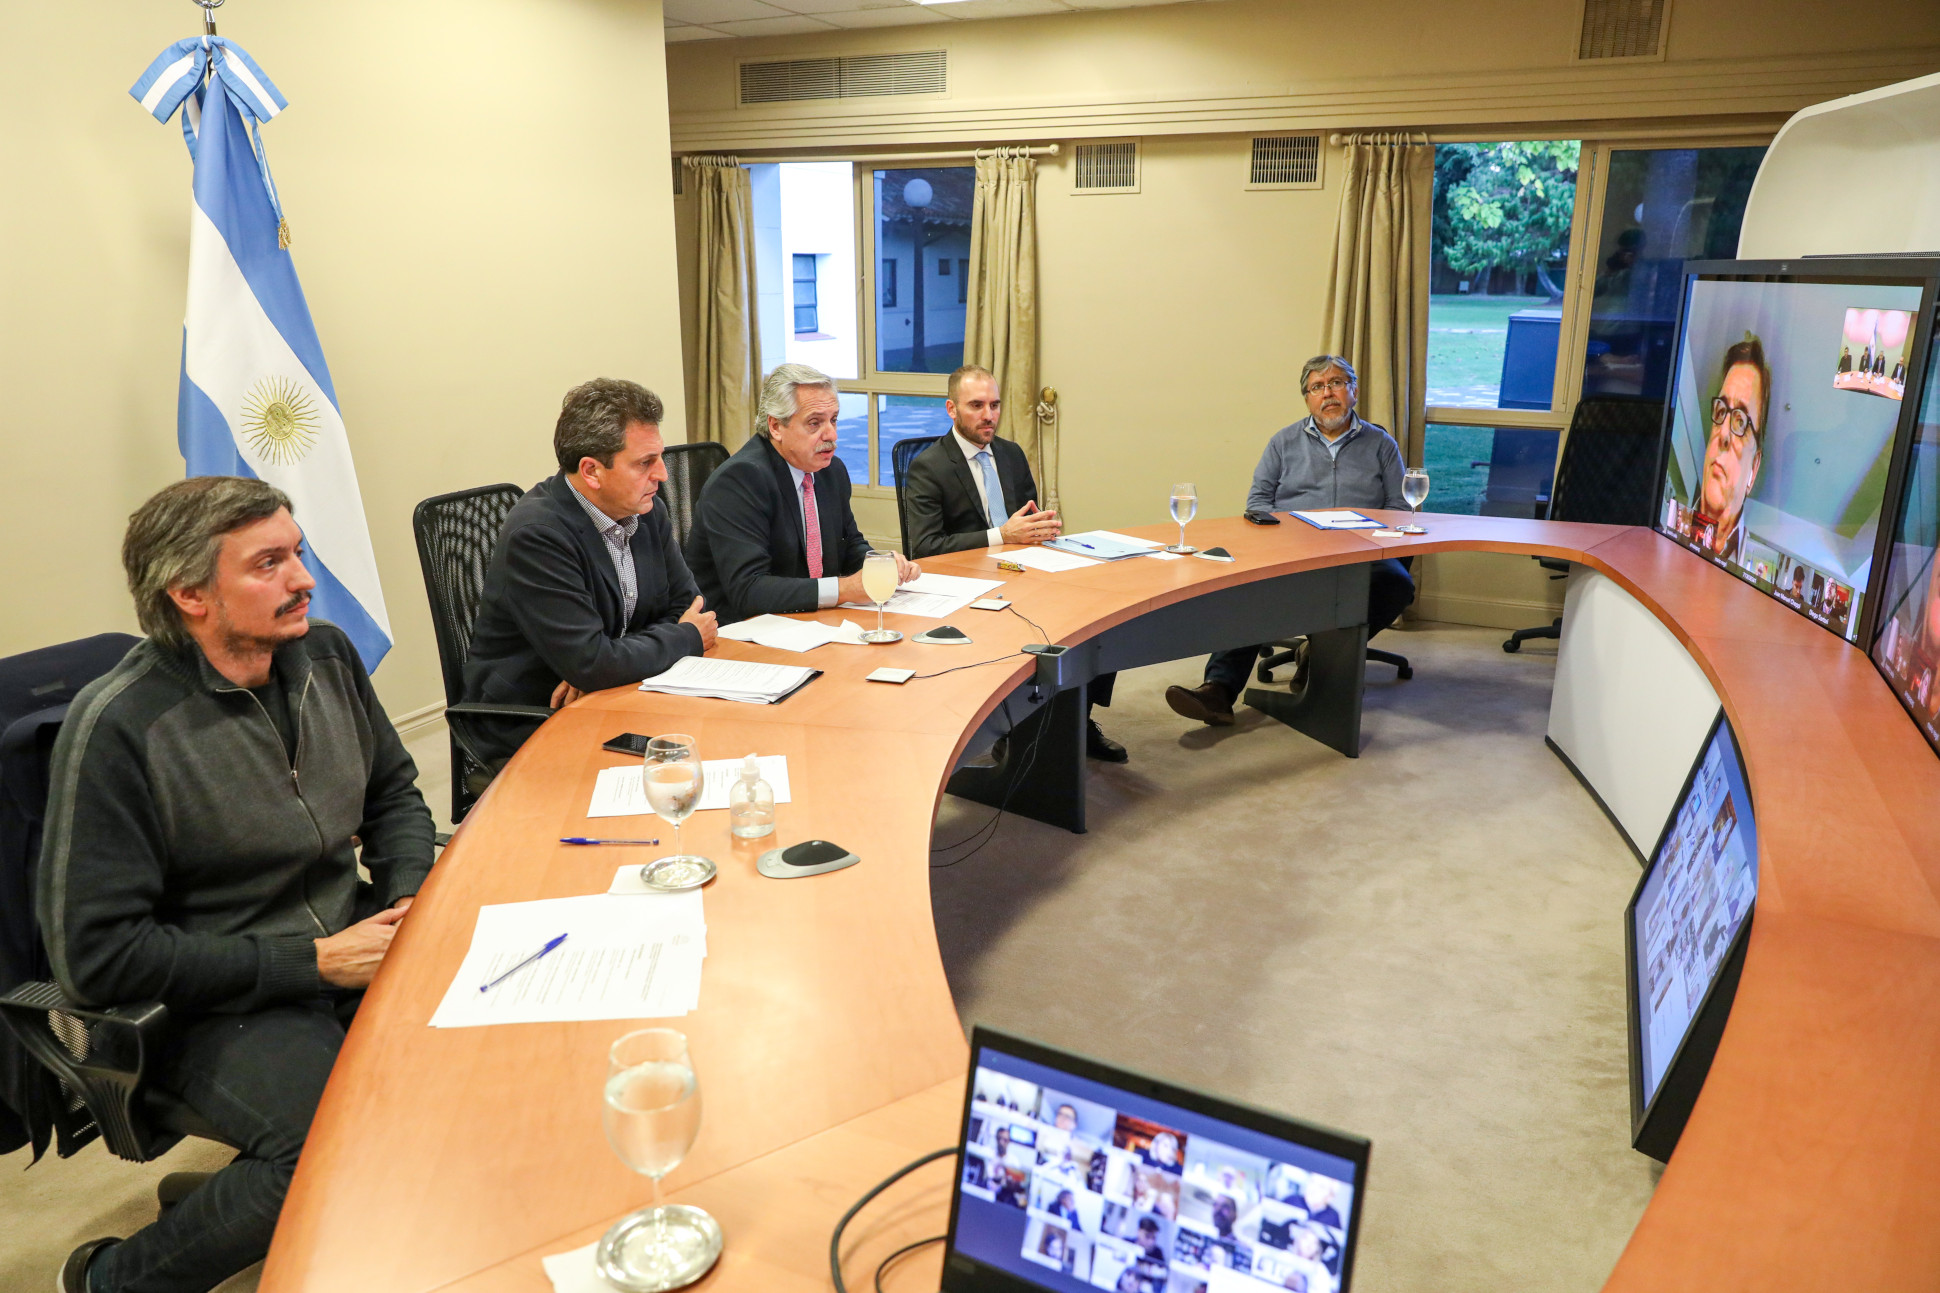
xmin=685 ymin=363 xmax=920 ymax=625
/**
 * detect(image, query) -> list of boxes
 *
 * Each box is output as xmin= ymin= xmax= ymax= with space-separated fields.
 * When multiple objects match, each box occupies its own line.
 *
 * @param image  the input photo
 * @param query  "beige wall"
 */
xmin=664 ymin=0 xmax=1938 ymax=619
xmin=1 ymin=0 xmax=685 ymax=721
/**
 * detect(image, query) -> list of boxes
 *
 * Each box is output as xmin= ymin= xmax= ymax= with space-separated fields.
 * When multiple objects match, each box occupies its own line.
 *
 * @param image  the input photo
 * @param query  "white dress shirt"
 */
xmin=787 ymin=463 xmax=839 ymax=608
xmin=953 ymin=429 xmax=1007 ymax=549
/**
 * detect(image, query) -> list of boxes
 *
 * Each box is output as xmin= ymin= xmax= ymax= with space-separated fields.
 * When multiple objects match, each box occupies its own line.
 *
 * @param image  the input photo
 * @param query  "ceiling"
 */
xmin=665 ymin=0 xmax=1221 ymax=42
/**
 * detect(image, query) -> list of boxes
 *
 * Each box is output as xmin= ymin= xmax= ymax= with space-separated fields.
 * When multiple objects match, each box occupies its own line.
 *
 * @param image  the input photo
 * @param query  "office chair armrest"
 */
xmin=442 ymin=703 xmax=554 ymax=786
xmin=0 ymin=981 xmax=180 ymax=1161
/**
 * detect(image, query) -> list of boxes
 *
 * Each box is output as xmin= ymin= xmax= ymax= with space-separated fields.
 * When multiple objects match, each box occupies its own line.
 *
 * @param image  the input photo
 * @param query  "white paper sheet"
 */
xmin=1292 ymin=509 xmax=1381 ymax=530
xmin=637 ymin=655 xmax=818 ymax=703
xmin=839 ymin=572 xmax=1004 ymax=619
xmin=1086 ymin=531 xmax=1166 ymax=550
xmin=428 ymin=894 xmax=706 ymax=1028
xmin=1001 ymin=546 xmax=1100 ymax=573
xmin=586 ymin=756 xmax=791 ymax=818
xmin=717 ymin=614 xmax=868 ymax=652
xmin=541 ymin=1242 xmax=606 ymax=1293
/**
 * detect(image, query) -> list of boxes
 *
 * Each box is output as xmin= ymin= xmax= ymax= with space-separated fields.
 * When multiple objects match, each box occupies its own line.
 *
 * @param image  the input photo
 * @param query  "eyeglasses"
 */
xmin=1305 ymin=377 xmax=1351 ymax=395
xmin=1710 ymin=397 xmax=1758 ymax=441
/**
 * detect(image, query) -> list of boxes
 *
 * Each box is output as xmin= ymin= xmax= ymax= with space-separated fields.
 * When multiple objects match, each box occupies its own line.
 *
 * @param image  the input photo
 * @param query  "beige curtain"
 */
xmin=687 ymin=157 xmax=761 ymax=450
xmin=1322 ymin=136 xmax=1433 ymax=464
xmin=965 ymin=150 xmax=1051 ymax=507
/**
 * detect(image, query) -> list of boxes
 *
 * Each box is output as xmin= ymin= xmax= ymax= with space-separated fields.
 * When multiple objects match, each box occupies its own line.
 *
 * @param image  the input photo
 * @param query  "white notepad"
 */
xmin=637 ymin=655 xmax=818 ymax=703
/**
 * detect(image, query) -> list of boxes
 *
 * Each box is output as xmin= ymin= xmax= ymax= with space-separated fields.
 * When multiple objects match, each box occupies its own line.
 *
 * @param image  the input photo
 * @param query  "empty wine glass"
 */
xmin=1166 ymin=482 xmax=1198 ymax=554
xmin=641 ymin=734 xmax=712 ymax=889
xmin=860 ymin=548 xmax=902 ymax=644
xmin=1398 ymin=468 xmax=1430 ymax=534
xmin=597 ymin=1028 xmax=720 ymax=1291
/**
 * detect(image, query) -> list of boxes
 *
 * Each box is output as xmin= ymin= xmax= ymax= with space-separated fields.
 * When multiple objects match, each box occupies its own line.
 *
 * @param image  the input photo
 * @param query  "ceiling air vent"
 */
xmin=1248 ymin=136 xmax=1322 ymax=189
xmin=1577 ymin=0 xmax=1670 ymax=60
xmin=739 ymin=51 xmax=946 ymax=105
xmin=1072 ymin=141 xmax=1139 ymax=195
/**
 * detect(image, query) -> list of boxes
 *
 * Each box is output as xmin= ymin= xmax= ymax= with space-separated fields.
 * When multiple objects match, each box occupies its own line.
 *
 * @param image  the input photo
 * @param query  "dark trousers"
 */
xmin=1203 ymin=557 xmax=1415 ymax=695
xmin=92 ymin=997 xmax=356 ymax=1293
xmin=1090 ymin=672 xmax=1117 ymax=709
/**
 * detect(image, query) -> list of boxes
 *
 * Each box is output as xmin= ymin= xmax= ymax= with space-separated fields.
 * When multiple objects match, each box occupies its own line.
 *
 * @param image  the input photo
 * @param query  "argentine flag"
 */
xmin=132 ymin=38 xmax=391 ymax=669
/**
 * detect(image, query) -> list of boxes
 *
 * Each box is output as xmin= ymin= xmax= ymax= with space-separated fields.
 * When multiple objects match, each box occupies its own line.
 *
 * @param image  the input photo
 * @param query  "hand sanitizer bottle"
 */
xmin=729 ymin=754 xmax=775 ymax=839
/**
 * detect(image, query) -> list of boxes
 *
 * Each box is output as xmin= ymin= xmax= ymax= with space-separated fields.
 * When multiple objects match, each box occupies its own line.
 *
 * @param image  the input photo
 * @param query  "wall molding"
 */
xmin=670 ymin=46 xmax=1939 ymax=151
xmin=392 ymin=700 xmax=447 ymax=741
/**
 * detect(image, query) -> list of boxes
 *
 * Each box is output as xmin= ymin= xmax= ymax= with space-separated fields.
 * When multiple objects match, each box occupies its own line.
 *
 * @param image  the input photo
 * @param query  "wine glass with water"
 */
xmin=1399 ymin=468 xmax=1430 ymax=534
xmin=1166 ymin=482 xmax=1198 ymax=554
xmin=597 ymin=1028 xmax=718 ymax=1290
xmin=860 ymin=548 xmax=902 ymax=644
xmin=642 ymin=734 xmax=710 ymax=886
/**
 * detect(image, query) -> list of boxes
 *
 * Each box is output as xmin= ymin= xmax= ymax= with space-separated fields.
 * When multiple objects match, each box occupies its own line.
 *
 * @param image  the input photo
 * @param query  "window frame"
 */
xmin=792 ymin=252 xmax=820 ymax=337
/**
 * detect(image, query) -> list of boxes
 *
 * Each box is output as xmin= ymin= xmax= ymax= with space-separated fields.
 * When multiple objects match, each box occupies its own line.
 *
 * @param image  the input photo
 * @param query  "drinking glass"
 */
xmin=641 ymin=734 xmax=711 ymax=887
xmin=860 ymin=548 xmax=903 ymax=644
xmin=597 ymin=1029 xmax=720 ymax=1291
xmin=1166 ymin=482 xmax=1198 ymax=554
xmin=1399 ymin=468 xmax=1430 ymax=534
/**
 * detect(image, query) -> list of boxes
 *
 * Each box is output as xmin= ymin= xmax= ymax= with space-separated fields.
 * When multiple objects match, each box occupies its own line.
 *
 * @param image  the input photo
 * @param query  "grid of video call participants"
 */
xmin=962 ymin=1068 xmax=1353 ymax=1293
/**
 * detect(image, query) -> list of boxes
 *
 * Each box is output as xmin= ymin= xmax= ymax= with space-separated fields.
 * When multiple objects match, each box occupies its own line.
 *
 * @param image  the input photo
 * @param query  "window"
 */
xmin=792 ymin=253 xmax=820 ymax=336
xmin=748 ymin=161 xmax=975 ymax=490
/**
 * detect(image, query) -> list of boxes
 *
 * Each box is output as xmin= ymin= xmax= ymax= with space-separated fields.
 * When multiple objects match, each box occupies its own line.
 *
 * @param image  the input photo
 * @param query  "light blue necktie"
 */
xmin=976 ymin=450 xmax=1007 ymax=528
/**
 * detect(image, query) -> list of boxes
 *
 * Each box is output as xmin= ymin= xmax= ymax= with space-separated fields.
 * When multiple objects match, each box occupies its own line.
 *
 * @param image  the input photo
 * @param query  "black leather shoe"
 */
xmin=1086 ymin=720 xmax=1128 ymax=763
xmin=1165 ymin=682 xmax=1236 ymax=726
xmin=60 ymin=1238 xmax=118 ymax=1293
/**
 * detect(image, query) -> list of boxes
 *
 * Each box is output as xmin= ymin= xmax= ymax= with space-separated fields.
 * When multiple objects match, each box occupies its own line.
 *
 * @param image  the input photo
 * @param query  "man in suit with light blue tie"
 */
xmin=901 ymin=366 xmax=1125 ymax=763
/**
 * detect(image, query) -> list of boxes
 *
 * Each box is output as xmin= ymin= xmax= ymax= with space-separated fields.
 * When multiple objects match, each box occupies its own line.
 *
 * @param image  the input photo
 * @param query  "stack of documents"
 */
xmin=718 ymin=614 xmax=867 ymax=652
xmin=587 ymin=756 xmax=793 ymax=818
xmin=638 ymin=655 xmax=818 ymax=703
xmin=1045 ymin=530 xmax=1165 ymax=561
xmin=1291 ymin=509 xmax=1381 ymax=530
xmin=839 ymin=572 xmax=1004 ymax=618
xmin=428 ymin=891 xmax=706 ymax=1028
xmin=1002 ymin=545 xmax=1100 ymax=573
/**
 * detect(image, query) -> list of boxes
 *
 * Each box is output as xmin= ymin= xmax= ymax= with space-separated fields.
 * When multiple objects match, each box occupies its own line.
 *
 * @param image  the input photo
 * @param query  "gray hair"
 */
xmin=554 ymin=378 xmax=664 ymax=475
xmin=1300 ymin=354 xmax=1358 ymax=393
xmin=123 ymin=476 xmax=293 ymax=648
xmin=758 ymin=363 xmax=837 ymax=438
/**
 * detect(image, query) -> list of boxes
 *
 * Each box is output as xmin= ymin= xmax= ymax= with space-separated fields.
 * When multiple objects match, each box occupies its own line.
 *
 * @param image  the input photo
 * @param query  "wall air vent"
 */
xmin=739 ymin=51 xmax=946 ymax=105
xmin=1072 ymin=140 xmax=1139 ymax=195
xmin=1577 ymin=0 xmax=1670 ymax=61
xmin=672 ymin=157 xmax=684 ymax=198
xmin=1248 ymin=136 xmax=1322 ymax=189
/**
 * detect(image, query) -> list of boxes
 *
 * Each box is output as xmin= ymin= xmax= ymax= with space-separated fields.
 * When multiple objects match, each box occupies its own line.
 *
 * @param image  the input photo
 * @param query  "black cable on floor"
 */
xmin=931 ymin=692 xmax=1054 ymax=869
xmin=828 ymin=1147 xmax=958 ymax=1293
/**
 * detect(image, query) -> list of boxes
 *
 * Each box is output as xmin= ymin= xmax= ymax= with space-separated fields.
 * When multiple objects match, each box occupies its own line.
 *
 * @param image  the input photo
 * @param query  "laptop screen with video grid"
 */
xmin=944 ymin=1029 xmax=1369 ymax=1293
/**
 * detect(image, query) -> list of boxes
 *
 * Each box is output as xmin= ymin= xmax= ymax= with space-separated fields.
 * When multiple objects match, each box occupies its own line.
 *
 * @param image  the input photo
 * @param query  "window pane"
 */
xmin=875 ymin=167 xmax=972 ymax=374
xmin=878 ymin=394 xmax=952 ymax=488
xmin=834 ymin=390 xmax=870 ymax=486
xmin=1422 ymin=424 xmax=1560 ymax=518
xmin=1581 ymin=146 xmax=1768 ymax=402
xmin=750 ymin=162 xmax=857 ymax=380
xmin=1429 ymin=142 xmax=1581 ymax=411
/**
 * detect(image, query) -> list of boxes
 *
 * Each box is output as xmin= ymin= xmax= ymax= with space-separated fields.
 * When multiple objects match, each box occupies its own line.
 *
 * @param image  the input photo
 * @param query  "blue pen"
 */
xmin=560 ymin=837 xmax=660 ymax=846
xmin=1068 ymin=539 xmax=1100 ymax=551
xmin=479 ymin=933 xmax=568 ymax=993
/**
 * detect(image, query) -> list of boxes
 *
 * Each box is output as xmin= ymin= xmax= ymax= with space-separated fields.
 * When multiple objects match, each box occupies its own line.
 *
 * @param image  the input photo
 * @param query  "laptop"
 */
xmin=941 ymin=1028 xmax=1370 ymax=1293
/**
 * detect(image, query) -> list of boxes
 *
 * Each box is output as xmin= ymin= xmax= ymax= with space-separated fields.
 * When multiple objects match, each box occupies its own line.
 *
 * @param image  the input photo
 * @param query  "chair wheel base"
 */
xmin=1502 ymin=639 xmax=1521 ymax=654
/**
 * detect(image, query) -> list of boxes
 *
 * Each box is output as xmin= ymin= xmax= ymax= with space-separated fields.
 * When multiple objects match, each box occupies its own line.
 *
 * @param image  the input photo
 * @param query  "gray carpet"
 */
xmin=3 ymin=624 xmax=1654 ymax=1292
xmin=930 ymin=623 xmax=1660 ymax=1292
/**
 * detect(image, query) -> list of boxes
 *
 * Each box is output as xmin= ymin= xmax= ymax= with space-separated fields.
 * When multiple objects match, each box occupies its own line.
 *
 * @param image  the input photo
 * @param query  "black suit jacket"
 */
xmin=462 ymin=474 xmax=703 ymax=756
xmin=684 ymin=435 xmax=869 ymax=625
xmin=902 ymin=433 xmax=1038 ymax=559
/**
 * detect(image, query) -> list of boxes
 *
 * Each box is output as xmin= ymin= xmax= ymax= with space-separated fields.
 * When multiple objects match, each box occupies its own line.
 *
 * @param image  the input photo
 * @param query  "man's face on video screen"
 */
xmin=1701 ymin=362 xmax=1764 ymax=530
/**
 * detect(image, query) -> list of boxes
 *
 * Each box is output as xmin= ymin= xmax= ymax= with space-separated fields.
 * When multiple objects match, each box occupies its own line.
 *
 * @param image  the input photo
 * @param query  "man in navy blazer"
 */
xmin=463 ymin=378 xmax=717 ymax=761
xmin=686 ymin=362 xmax=919 ymax=625
xmin=901 ymin=366 xmax=1125 ymax=762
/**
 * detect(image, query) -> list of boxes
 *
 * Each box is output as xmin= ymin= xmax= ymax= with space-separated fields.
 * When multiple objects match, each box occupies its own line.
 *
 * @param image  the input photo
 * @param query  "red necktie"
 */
xmin=801 ymin=472 xmax=824 ymax=579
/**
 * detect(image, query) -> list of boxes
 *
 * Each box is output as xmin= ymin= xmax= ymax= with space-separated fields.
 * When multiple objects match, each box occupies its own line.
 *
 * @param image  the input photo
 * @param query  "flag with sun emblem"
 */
xmin=132 ymin=37 xmax=391 ymax=669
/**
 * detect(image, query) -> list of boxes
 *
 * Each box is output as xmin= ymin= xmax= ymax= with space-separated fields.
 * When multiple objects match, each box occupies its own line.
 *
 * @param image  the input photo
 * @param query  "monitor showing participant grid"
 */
xmin=943 ymin=1029 xmax=1370 ymax=1293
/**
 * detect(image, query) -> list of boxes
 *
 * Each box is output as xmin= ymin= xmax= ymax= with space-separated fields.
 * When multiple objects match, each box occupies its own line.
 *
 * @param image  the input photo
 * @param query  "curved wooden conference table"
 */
xmin=262 ymin=512 xmax=1940 ymax=1293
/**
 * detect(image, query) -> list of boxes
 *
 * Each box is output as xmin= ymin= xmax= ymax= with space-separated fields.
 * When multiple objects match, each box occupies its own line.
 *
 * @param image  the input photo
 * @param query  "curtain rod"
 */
xmin=1329 ymin=131 xmax=1430 ymax=146
xmin=683 ymin=144 xmax=1059 ymax=165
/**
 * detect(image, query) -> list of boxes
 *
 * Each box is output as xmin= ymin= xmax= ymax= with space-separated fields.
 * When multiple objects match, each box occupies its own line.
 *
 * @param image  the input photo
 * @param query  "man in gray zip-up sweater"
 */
xmin=42 ymin=477 xmax=434 ymax=1293
xmin=1167 ymin=354 xmax=1416 ymax=725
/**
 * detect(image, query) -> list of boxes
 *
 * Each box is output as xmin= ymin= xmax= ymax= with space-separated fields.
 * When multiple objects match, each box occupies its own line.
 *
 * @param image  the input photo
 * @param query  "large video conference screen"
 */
xmin=950 ymin=1042 xmax=1364 ymax=1293
xmin=1870 ymin=327 xmax=1940 ymax=754
xmin=1630 ymin=717 xmax=1759 ymax=1112
xmin=1656 ymin=274 xmax=1929 ymax=642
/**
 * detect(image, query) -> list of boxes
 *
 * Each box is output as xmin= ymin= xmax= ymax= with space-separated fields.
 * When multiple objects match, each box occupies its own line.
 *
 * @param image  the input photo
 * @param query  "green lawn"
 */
xmin=1422 ymin=423 xmax=1495 ymax=516
xmin=1426 ymin=294 xmax=1549 ymax=409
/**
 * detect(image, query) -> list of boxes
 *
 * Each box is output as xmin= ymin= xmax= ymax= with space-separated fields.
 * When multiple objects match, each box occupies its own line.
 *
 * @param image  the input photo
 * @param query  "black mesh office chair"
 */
xmin=891 ymin=435 xmax=943 ymax=555
xmin=412 ymin=484 xmax=553 ymax=822
xmin=1255 ymin=556 xmax=1416 ymax=687
xmin=661 ymin=441 xmax=729 ymax=547
xmin=0 ymin=632 xmax=239 ymax=1175
xmin=1502 ymin=395 xmax=1665 ymax=653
